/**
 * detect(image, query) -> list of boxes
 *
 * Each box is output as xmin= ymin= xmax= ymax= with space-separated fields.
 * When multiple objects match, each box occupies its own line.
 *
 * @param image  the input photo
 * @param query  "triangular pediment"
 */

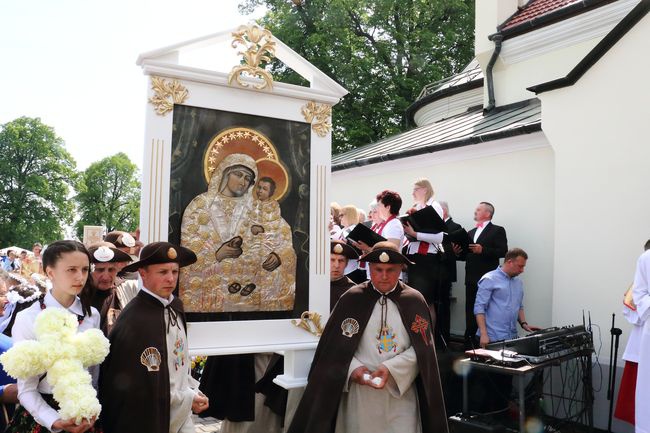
xmin=136 ymin=25 xmax=347 ymax=100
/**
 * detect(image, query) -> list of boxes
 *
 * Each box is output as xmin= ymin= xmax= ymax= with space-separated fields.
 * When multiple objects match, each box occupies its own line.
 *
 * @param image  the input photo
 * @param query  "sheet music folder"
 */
xmin=346 ymin=223 xmax=386 ymax=247
xmin=399 ymin=205 xmax=447 ymax=234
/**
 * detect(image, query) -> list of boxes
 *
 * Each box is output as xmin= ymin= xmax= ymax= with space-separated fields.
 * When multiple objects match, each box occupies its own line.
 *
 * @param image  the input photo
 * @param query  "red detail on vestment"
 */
xmin=614 ymin=360 xmax=638 ymax=425
xmin=410 ymin=314 xmax=430 ymax=346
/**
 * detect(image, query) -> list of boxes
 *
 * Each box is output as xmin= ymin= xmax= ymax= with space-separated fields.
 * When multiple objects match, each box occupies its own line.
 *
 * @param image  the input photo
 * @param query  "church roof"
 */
xmin=500 ymin=0 xmax=614 ymax=38
xmin=528 ymin=0 xmax=648 ymax=93
xmin=406 ymin=61 xmax=484 ymax=125
xmin=332 ymin=99 xmax=541 ymax=172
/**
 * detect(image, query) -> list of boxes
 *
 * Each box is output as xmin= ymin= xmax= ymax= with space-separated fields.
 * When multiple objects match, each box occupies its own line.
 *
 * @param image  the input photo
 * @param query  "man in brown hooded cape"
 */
xmin=287 ymin=242 xmax=448 ymax=433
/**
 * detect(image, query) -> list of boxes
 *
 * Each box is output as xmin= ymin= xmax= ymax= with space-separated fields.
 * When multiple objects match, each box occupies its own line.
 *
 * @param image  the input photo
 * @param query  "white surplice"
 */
xmin=335 ymin=290 xmax=420 ymax=433
xmin=632 ymin=250 xmax=650 ymax=432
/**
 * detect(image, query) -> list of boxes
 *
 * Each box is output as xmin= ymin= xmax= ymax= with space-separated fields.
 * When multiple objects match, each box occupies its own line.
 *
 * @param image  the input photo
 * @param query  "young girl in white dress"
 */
xmin=6 ymin=240 xmax=101 ymax=433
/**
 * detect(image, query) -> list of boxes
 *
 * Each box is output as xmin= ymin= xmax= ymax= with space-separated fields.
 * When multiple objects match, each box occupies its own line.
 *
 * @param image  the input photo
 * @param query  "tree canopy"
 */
xmin=240 ymin=0 xmax=475 ymax=153
xmin=74 ymin=153 xmax=140 ymax=238
xmin=0 ymin=117 xmax=77 ymax=247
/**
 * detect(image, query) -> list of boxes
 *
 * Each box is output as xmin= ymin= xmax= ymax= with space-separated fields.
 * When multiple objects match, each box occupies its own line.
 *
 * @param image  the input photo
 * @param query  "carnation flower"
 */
xmin=0 ymin=308 xmax=110 ymax=422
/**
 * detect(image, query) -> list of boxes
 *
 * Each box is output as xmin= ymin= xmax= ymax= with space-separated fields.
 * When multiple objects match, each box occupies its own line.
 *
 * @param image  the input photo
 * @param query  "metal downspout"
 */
xmin=485 ymin=34 xmax=503 ymax=112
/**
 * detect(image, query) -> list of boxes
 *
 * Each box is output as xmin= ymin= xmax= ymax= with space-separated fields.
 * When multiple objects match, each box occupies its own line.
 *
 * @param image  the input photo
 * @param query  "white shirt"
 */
xmin=13 ymin=292 xmax=100 ymax=431
xmin=140 ymin=288 xmax=199 ymax=433
xmin=381 ymin=218 xmax=404 ymax=244
xmin=406 ymin=199 xmax=445 ymax=255
xmin=340 ymin=226 xmax=359 ymax=275
xmin=473 ymin=221 xmax=491 ymax=243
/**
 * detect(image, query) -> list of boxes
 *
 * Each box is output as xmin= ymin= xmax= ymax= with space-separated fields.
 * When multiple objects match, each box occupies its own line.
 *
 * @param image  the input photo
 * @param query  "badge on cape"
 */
xmin=140 ymin=347 xmax=162 ymax=372
xmin=341 ymin=318 xmax=359 ymax=338
xmin=410 ymin=314 xmax=430 ymax=346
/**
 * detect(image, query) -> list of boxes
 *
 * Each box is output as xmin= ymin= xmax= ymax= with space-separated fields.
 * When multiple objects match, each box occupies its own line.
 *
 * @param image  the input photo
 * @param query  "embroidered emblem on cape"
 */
xmin=140 ymin=347 xmax=162 ymax=372
xmin=173 ymin=336 xmax=185 ymax=371
xmin=341 ymin=318 xmax=359 ymax=337
xmin=167 ymin=247 xmax=178 ymax=259
xmin=93 ymin=246 xmax=114 ymax=262
xmin=376 ymin=326 xmax=397 ymax=353
xmin=333 ymin=244 xmax=343 ymax=254
xmin=379 ymin=252 xmax=389 ymax=263
xmin=410 ymin=314 xmax=430 ymax=346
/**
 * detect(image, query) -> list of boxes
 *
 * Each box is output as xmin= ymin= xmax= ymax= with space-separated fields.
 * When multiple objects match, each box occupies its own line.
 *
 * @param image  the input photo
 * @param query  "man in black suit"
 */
xmin=438 ymin=201 xmax=462 ymax=347
xmin=459 ymin=202 xmax=507 ymax=346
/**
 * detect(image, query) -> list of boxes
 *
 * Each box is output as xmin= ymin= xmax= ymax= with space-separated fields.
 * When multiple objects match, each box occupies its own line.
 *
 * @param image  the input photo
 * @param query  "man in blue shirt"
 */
xmin=471 ymin=248 xmax=539 ymax=413
xmin=474 ymin=248 xmax=539 ymax=348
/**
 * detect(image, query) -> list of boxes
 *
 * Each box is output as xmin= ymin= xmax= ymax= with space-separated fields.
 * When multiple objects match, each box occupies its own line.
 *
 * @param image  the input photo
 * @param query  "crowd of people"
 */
xmin=0 ymin=173 xmax=647 ymax=433
xmin=0 ymin=232 xmax=208 ymax=433
xmin=1 ymin=244 xmax=44 ymax=278
xmin=329 ymin=178 xmax=535 ymax=351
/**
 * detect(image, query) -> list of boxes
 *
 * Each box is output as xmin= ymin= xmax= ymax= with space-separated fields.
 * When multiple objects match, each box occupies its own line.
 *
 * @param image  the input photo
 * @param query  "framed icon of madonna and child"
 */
xmin=168 ymin=105 xmax=311 ymax=322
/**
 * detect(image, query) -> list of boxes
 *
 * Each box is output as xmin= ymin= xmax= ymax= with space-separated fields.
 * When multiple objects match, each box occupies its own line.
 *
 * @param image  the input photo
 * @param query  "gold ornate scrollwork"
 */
xmin=301 ymin=101 xmax=332 ymax=137
xmin=148 ymin=76 xmax=189 ymax=116
xmin=228 ymin=24 xmax=276 ymax=91
xmin=291 ymin=311 xmax=324 ymax=337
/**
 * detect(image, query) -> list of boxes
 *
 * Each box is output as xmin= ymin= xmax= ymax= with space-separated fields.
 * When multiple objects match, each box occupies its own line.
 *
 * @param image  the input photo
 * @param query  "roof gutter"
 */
xmin=332 ymin=121 xmax=542 ymax=172
xmin=527 ymin=0 xmax=649 ymax=94
xmin=484 ymin=34 xmax=503 ymax=112
xmin=499 ymin=0 xmax=615 ymax=40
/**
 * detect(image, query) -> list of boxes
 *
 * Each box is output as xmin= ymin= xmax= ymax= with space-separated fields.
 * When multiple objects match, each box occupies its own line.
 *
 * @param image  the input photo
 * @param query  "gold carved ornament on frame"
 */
xmin=291 ymin=311 xmax=324 ymax=337
xmin=148 ymin=76 xmax=189 ymax=116
xmin=228 ymin=24 xmax=276 ymax=91
xmin=301 ymin=101 xmax=332 ymax=137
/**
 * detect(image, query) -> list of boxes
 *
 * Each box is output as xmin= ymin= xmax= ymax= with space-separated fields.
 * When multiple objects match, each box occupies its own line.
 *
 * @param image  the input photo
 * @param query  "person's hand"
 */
xmin=192 ymin=392 xmax=209 ymax=413
xmin=403 ymin=222 xmax=416 ymax=238
xmin=0 ymin=383 xmax=18 ymax=403
xmin=251 ymin=225 xmax=265 ymax=235
xmin=52 ymin=417 xmax=95 ymax=433
xmin=524 ymin=324 xmax=542 ymax=332
xmin=350 ymin=365 xmax=372 ymax=385
xmin=350 ymin=240 xmax=371 ymax=254
xmin=480 ymin=333 xmax=490 ymax=348
xmin=215 ymin=236 xmax=243 ymax=262
xmin=469 ymin=243 xmax=483 ymax=254
xmin=451 ymin=243 xmax=462 ymax=256
xmin=369 ymin=364 xmax=391 ymax=389
xmin=262 ymin=252 xmax=281 ymax=272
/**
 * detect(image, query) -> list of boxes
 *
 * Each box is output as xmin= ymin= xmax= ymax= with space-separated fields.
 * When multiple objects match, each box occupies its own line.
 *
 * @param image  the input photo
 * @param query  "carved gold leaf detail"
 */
xmin=228 ymin=24 xmax=276 ymax=91
xmin=291 ymin=311 xmax=324 ymax=337
xmin=301 ymin=101 xmax=332 ymax=137
xmin=148 ymin=76 xmax=189 ymax=116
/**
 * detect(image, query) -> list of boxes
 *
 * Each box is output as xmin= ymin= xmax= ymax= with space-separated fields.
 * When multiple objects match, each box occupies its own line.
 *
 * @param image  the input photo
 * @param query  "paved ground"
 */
xmin=192 ymin=414 xmax=222 ymax=432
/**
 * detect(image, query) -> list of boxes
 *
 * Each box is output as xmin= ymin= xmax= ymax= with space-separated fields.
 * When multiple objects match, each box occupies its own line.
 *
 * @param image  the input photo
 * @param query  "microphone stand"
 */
xmin=607 ymin=313 xmax=622 ymax=433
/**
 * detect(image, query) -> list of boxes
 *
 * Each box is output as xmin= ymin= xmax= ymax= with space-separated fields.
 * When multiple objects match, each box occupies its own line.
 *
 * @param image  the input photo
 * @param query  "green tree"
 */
xmin=74 ymin=153 xmax=140 ymax=237
xmin=240 ymin=0 xmax=475 ymax=153
xmin=0 ymin=117 xmax=77 ymax=247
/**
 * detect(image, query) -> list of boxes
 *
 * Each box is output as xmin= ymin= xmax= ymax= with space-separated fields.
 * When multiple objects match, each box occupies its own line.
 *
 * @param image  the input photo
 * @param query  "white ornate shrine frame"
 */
xmin=137 ymin=27 xmax=347 ymax=387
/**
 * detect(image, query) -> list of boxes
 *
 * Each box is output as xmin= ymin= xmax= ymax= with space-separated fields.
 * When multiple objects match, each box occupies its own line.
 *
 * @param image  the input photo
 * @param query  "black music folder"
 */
xmin=346 ymin=223 xmax=386 ymax=247
xmin=399 ymin=205 xmax=447 ymax=234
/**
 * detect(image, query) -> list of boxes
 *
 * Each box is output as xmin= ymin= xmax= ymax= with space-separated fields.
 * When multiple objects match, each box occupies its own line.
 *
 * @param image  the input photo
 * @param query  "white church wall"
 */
xmin=538 ymin=12 xmax=650 ymax=368
xmin=491 ymin=38 xmax=599 ymax=107
xmin=332 ymin=133 xmax=555 ymax=336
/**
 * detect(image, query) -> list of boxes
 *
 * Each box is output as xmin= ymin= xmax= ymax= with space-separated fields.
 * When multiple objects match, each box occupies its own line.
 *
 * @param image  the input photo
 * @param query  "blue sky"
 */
xmin=0 ymin=0 xmax=264 ymax=170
